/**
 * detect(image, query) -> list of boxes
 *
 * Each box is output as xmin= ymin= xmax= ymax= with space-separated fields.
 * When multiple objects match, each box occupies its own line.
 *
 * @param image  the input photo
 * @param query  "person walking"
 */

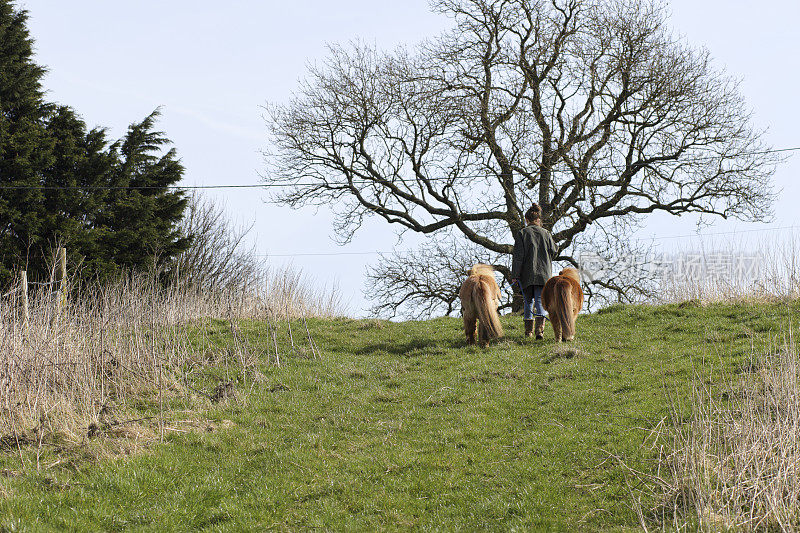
xmin=511 ymin=204 xmax=557 ymax=339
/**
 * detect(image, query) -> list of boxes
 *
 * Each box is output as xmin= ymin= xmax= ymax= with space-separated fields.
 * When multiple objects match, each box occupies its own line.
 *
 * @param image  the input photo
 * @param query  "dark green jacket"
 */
xmin=511 ymin=224 xmax=557 ymax=288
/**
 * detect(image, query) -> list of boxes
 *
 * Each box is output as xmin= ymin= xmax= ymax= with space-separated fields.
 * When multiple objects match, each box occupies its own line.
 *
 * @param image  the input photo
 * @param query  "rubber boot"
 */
xmin=524 ymin=319 xmax=534 ymax=337
xmin=534 ymin=317 xmax=545 ymax=340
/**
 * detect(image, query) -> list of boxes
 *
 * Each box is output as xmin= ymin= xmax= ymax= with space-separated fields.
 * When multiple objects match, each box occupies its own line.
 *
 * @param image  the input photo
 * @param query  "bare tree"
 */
xmin=265 ymin=0 xmax=776 ymax=316
xmin=366 ymin=235 xmax=509 ymax=318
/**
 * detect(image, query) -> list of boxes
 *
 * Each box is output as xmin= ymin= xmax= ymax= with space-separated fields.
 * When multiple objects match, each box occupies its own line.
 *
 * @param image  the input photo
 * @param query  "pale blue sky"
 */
xmin=20 ymin=1 xmax=800 ymax=315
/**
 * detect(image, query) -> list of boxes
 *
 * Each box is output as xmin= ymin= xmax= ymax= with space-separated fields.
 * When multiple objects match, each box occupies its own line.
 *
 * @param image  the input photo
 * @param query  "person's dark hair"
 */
xmin=525 ymin=204 xmax=542 ymax=226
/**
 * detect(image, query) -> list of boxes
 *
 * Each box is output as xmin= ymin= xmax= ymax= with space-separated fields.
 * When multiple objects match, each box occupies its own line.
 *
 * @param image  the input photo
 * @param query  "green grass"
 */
xmin=1 ymin=301 xmax=797 ymax=531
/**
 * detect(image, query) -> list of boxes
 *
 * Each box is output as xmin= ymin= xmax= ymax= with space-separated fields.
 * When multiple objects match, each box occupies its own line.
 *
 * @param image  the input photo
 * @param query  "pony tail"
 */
xmin=474 ymin=277 xmax=503 ymax=340
xmin=555 ymin=279 xmax=575 ymax=340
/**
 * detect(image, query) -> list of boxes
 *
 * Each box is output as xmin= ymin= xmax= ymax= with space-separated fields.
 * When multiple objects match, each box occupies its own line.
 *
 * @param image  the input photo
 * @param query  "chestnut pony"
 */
xmin=542 ymin=268 xmax=583 ymax=342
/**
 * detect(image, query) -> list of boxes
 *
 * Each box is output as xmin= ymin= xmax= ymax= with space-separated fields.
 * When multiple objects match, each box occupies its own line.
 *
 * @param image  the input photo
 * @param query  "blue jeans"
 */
xmin=521 ymin=284 xmax=545 ymax=320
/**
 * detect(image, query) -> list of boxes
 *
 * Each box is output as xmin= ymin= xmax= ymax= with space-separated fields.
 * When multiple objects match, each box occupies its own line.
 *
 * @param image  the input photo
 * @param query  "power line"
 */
xmin=256 ymin=225 xmax=799 ymax=258
xmin=644 ymin=224 xmax=799 ymax=242
xmin=757 ymin=146 xmax=800 ymax=154
xmin=260 ymin=251 xmax=381 ymax=257
xmin=1 ymin=146 xmax=798 ymax=191
xmin=0 ymin=184 xmax=268 ymax=191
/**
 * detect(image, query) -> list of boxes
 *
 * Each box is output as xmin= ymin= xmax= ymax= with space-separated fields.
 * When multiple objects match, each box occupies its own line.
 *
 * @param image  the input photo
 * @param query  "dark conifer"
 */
xmin=97 ymin=110 xmax=190 ymax=276
xmin=0 ymin=1 xmax=53 ymax=281
xmin=0 ymin=1 xmax=190 ymax=283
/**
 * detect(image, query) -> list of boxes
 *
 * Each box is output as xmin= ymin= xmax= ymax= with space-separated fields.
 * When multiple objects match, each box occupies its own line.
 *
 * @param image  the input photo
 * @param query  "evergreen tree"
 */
xmin=0 ymin=1 xmax=53 ymax=281
xmin=97 ymin=110 xmax=190 ymax=277
xmin=39 ymin=106 xmax=117 ymax=278
xmin=0 ymin=1 xmax=190 ymax=284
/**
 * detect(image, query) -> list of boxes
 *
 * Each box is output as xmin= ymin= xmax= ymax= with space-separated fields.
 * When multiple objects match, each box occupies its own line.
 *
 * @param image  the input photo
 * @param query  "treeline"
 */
xmin=0 ymin=1 xmax=188 ymax=284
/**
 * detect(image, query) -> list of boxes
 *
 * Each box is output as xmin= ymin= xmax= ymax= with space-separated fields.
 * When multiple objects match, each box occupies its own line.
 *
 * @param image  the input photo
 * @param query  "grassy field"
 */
xmin=1 ymin=300 xmax=797 ymax=531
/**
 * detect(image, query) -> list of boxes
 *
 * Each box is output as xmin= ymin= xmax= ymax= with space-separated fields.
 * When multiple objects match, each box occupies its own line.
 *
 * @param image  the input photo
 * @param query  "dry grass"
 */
xmin=658 ymin=232 xmax=800 ymax=305
xmin=620 ymin=234 xmax=800 ymax=530
xmin=0 ymin=266 xmax=341 ymax=459
xmin=642 ymin=330 xmax=800 ymax=531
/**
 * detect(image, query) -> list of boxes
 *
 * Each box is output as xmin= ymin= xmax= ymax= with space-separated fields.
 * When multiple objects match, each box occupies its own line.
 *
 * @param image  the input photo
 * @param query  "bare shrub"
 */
xmin=174 ymin=193 xmax=342 ymax=318
xmin=177 ymin=193 xmax=263 ymax=293
xmin=366 ymin=236 xmax=508 ymax=319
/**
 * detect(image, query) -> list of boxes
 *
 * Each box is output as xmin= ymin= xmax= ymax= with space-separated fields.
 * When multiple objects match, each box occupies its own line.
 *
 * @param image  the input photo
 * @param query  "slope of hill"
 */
xmin=1 ymin=301 xmax=797 ymax=531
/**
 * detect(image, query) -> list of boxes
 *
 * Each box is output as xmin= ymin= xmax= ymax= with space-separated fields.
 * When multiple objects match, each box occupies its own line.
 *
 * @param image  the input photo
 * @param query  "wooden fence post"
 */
xmin=20 ymin=270 xmax=28 ymax=331
xmin=56 ymin=247 xmax=67 ymax=312
xmin=57 ymin=247 xmax=67 ymax=293
xmin=174 ymin=259 xmax=181 ymax=296
xmin=174 ymin=257 xmax=182 ymax=322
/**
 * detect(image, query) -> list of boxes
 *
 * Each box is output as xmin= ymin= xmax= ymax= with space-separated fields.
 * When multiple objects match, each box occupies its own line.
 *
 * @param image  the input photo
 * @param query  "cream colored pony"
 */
xmin=459 ymin=264 xmax=503 ymax=347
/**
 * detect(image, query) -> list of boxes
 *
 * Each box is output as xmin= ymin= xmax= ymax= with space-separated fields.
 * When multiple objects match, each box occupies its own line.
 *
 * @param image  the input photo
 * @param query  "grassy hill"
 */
xmin=1 ymin=300 xmax=797 ymax=531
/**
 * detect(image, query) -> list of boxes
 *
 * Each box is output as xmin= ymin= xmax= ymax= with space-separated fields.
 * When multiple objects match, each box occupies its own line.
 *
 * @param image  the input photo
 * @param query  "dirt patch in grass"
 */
xmin=543 ymin=343 xmax=587 ymax=363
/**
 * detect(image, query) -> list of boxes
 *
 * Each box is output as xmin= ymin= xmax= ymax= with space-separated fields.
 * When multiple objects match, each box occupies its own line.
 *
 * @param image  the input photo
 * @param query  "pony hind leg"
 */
xmin=463 ymin=310 xmax=477 ymax=345
xmin=478 ymin=321 xmax=489 ymax=348
xmin=551 ymin=314 xmax=563 ymax=343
